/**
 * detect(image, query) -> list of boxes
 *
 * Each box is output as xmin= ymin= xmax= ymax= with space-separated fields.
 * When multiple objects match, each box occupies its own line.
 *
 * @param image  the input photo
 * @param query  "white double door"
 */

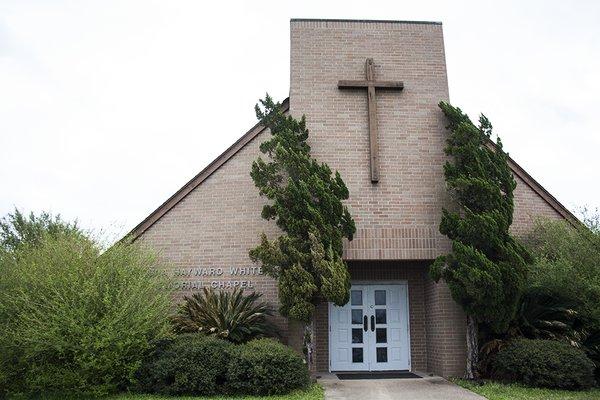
xmin=329 ymin=283 xmax=410 ymax=371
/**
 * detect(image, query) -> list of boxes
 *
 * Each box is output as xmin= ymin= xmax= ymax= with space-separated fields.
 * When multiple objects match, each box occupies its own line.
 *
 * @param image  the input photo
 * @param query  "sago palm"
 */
xmin=171 ymin=287 xmax=278 ymax=343
xmin=516 ymin=287 xmax=583 ymax=344
xmin=480 ymin=287 xmax=584 ymax=377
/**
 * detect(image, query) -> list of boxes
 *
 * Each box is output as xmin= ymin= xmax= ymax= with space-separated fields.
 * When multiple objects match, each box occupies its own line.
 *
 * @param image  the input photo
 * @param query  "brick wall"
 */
xmin=424 ymin=279 xmax=468 ymax=376
xmin=134 ymin=19 xmax=570 ymax=378
xmin=290 ymin=20 xmax=452 ymax=261
xmin=291 ymin=19 xmax=459 ymax=376
xmin=137 ymin=125 xmax=291 ymax=337
xmin=512 ymin=173 xmax=565 ymax=234
xmin=289 ymin=19 xmax=567 ymax=377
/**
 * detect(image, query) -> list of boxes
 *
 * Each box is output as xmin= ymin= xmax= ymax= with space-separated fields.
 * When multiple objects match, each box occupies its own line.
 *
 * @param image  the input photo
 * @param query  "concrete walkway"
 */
xmin=319 ymin=373 xmax=486 ymax=400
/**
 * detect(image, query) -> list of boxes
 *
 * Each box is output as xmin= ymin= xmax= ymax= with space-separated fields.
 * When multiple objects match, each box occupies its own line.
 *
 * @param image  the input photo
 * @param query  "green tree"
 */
xmin=580 ymin=206 xmax=600 ymax=233
xmin=525 ymin=213 xmax=600 ymax=377
xmin=249 ymin=95 xmax=355 ymax=359
xmin=0 ymin=229 xmax=173 ymax=397
xmin=430 ymin=102 xmax=532 ymax=379
xmin=0 ymin=208 xmax=83 ymax=254
xmin=526 ymin=215 xmax=600 ymax=327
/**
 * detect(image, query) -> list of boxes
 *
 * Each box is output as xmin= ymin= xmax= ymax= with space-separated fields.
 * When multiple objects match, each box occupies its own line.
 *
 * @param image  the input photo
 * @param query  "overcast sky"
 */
xmin=1 ymin=0 xmax=599 ymax=239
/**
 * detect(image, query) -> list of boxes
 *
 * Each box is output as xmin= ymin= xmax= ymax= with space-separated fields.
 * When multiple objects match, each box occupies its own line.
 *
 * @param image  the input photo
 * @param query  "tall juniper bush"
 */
xmin=430 ymin=102 xmax=532 ymax=378
xmin=249 ymin=95 xmax=356 ymax=323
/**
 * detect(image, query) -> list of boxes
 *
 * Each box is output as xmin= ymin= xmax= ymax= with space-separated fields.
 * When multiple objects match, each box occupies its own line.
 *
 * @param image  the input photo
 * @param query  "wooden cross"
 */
xmin=338 ymin=58 xmax=404 ymax=183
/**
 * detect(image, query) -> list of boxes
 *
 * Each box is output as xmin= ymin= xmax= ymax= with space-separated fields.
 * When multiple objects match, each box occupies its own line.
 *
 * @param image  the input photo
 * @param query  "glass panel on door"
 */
xmin=352 ymin=328 xmax=363 ymax=343
xmin=352 ymin=347 xmax=364 ymax=363
xmin=376 ymin=328 xmax=387 ymax=343
xmin=372 ymin=287 xmax=389 ymax=366
xmin=351 ymin=290 xmax=362 ymax=306
xmin=349 ymin=287 xmax=368 ymax=368
xmin=351 ymin=309 xmax=363 ymax=324
xmin=376 ymin=347 xmax=388 ymax=363
xmin=374 ymin=290 xmax=386 ymax=305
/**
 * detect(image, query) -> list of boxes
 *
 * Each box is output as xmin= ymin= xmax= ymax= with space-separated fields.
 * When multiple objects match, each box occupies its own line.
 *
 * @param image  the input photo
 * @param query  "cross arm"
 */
xmin=338 ymin=80 xmax=404 ymax=90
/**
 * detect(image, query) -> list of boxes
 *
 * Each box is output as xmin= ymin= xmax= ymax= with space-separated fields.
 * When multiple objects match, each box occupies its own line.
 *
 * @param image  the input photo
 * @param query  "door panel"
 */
xmin=329 ymin=285 xmax=370 ymax=371
xmin=329 ymin=283 xmax=410 ymax=372
xmin=370 ymin=284 xmax=410 ymax=371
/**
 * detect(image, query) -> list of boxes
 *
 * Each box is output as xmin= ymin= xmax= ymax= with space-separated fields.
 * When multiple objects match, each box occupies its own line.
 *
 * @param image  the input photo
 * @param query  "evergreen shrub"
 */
xmin=227 ymin=338 xmax=310 ymax=395
xmin=136 ymin=334 xmax=233 ymax=396
xmin=137 ymin=336 xmax=308 ymax=396
xmin=493 ymin=338 xmax=595 ymax=390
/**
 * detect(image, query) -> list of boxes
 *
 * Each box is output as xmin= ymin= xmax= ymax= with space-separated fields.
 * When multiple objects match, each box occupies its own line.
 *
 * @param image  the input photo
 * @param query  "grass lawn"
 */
xmin=5 ymin=384 xmax=324 ymax=400
xmin=107 ymin=385 xmax=324 ymax=400
xmin=455 ymin=379 xmax=600 ymax=400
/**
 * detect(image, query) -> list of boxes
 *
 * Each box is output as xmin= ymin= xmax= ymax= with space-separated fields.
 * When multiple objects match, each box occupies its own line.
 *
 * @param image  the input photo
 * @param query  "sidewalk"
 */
xmin=319 ymin=373 xmax=486 ymax=400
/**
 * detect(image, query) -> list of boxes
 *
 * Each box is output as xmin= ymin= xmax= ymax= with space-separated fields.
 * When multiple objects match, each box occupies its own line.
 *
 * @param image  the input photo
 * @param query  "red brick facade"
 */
xmin=132 ymin=19 xmax=575 ymax=377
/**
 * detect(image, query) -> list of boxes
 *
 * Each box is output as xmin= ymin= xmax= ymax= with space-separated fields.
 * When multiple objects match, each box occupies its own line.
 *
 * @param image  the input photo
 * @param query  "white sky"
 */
xmin=1 ymin=0 xmax=599 ymax=239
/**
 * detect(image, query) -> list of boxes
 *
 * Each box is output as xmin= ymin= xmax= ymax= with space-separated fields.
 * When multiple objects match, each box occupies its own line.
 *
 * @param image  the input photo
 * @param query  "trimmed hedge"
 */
xmin=135 ymin=334 xmax=232 ymax=396
xmin=493 ymin=338 xmax=595 ymax=390
xmin=136 ymin=335 xmax=309 ymax=396
xmin=227 ymin=338 xmax=310 ymax=395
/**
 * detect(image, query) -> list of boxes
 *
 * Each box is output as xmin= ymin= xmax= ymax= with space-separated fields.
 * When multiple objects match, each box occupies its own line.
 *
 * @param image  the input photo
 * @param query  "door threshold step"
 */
xmin=336 ymin=371 xmax=421 ymax=380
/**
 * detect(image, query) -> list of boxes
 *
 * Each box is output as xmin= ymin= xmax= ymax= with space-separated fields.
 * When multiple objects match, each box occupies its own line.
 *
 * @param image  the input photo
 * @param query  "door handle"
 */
xmin=370 ymin=315 xmax=375 ymax=332
xmin=363 ymin=315 xmax=368 ymax=332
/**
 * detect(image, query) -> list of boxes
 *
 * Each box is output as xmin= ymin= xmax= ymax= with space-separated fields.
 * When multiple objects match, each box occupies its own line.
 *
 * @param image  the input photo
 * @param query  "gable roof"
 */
xmin=127 ymin=97 xmax=578 ymax=240
xmin=506 ymin=154 xmax=579 ymax=226
xmin=127 ymin=98 xmax=290 ymax=241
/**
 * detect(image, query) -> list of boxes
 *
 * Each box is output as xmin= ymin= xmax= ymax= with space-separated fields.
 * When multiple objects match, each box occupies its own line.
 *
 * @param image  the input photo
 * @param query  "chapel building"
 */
xmin=130 ymin=19 xmax=577 ymax=377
